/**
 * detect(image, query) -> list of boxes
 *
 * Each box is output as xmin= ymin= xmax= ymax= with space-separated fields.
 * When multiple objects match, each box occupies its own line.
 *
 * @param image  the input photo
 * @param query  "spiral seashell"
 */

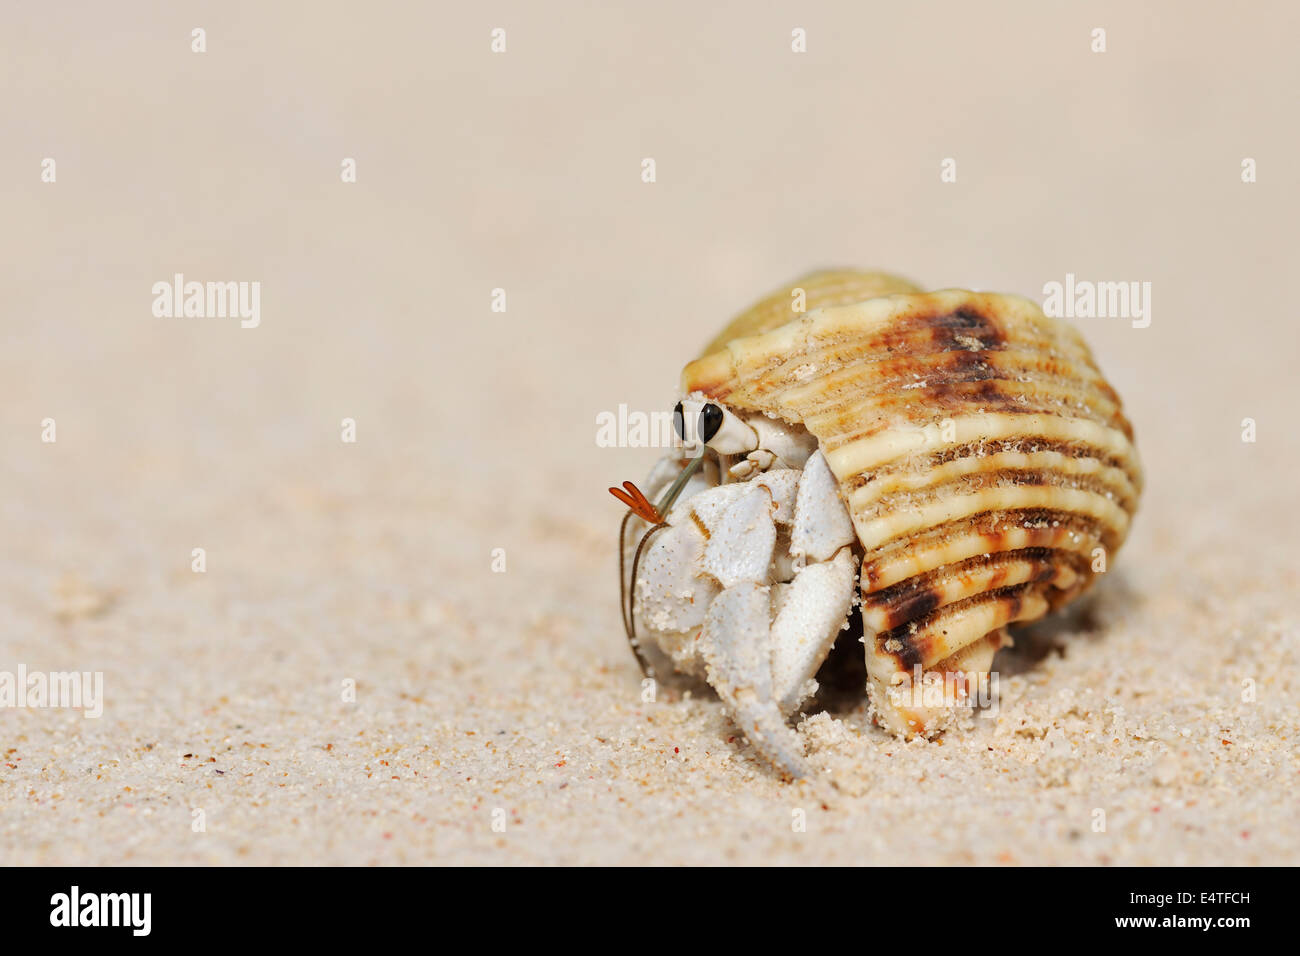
xmin=682 ymin=278 xmax=1142 ymax=736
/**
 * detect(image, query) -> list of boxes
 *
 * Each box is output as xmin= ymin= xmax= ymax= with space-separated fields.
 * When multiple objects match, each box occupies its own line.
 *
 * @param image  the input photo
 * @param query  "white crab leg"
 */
xmin=701 ymin=485 xmax=777 ymax=588
xmin=791 ymin=450 xmax=856 ymax=563
xmin=633 ymin=522 xmax=717 ymax=635
xmin=770 ymin=546 xmax=857 ymax=714
xmin=753 ymin=469 xmax=798 ymax=523
xmin=698 ymin=583 xmax=812 ymax=780
xmin=677 ymin=481 xmax=749 ymax=529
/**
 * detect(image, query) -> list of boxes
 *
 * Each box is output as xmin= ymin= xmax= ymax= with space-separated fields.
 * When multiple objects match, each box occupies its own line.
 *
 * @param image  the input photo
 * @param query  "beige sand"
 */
xmin=2 ymin=2 xmax=1297 ymax=865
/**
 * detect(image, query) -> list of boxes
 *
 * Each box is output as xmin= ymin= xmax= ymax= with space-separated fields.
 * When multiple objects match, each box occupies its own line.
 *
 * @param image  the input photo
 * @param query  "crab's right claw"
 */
xmin=699 ymin=583 xmax=813 ymax=781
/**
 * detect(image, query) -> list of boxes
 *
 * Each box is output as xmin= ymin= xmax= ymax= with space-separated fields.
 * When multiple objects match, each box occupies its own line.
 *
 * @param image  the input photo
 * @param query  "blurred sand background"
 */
xmin=2 ymin=1 xmax=1298 ymax=865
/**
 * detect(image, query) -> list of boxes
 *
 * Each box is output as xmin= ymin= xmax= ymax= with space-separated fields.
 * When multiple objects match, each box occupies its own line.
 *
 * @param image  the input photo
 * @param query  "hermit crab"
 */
xmin=610 ymin=270 xmax=1141 ymax=779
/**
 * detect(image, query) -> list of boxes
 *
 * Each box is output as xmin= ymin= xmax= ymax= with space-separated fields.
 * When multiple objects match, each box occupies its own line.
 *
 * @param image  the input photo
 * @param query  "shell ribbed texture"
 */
xmin=683 ymin=285 xmax=1142 ymax=687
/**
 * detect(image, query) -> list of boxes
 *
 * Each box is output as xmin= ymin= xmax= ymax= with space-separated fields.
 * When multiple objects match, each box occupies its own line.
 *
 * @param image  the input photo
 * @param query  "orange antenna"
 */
xmin=608 ymin=481 xmax=662 ymax=524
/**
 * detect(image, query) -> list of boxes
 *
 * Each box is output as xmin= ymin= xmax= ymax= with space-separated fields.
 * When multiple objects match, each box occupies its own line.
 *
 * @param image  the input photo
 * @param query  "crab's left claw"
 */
xmin=770 ymin=546 xmax=857 ymax=714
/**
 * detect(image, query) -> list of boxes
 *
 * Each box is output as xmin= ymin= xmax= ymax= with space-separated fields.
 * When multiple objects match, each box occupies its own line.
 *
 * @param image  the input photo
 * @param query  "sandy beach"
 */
xmin=2 ymin=1 xmax=1297 ymax=865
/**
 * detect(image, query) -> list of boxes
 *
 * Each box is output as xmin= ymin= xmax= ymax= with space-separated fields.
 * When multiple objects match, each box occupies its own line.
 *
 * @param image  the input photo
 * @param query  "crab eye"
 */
xmin=672 ymin=401 xmax=686 ymax=441
xmin=699 ymin=403 xmax=724 ymax=443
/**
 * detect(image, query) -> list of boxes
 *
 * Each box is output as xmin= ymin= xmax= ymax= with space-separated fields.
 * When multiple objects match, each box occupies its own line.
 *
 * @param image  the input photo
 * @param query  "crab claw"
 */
xmin=770 ymin=547 xmax=856 ymax=714
xmin=699 ymin=583 xmax=813 ymax=780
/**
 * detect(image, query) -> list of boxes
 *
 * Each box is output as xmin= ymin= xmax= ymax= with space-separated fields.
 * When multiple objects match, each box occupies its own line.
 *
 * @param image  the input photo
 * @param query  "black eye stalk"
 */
xmin=672 ymin=400 xmax=726 ymax=445
xmin=699 ymin=403 xmax=724 ymax=443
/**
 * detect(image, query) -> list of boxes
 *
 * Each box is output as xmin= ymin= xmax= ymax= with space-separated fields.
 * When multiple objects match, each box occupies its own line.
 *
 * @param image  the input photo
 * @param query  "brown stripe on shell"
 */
xmin=858 ymin=508 xmax=1114 ymax=590
xmin=811 ymin=379 xmax=1126 ymax=445
xmin=873 ymin=582 xmax=1047 ymax=671
xmin=844 ymin=437 xmax=1142 ymax=493
xmin=851 ymin=464 xmax=1139 ymax=526
xmin=861 ymin=547 xmax=1077 ymax=631
xmin=924 ymin=305 xmax=1007 ymax=351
